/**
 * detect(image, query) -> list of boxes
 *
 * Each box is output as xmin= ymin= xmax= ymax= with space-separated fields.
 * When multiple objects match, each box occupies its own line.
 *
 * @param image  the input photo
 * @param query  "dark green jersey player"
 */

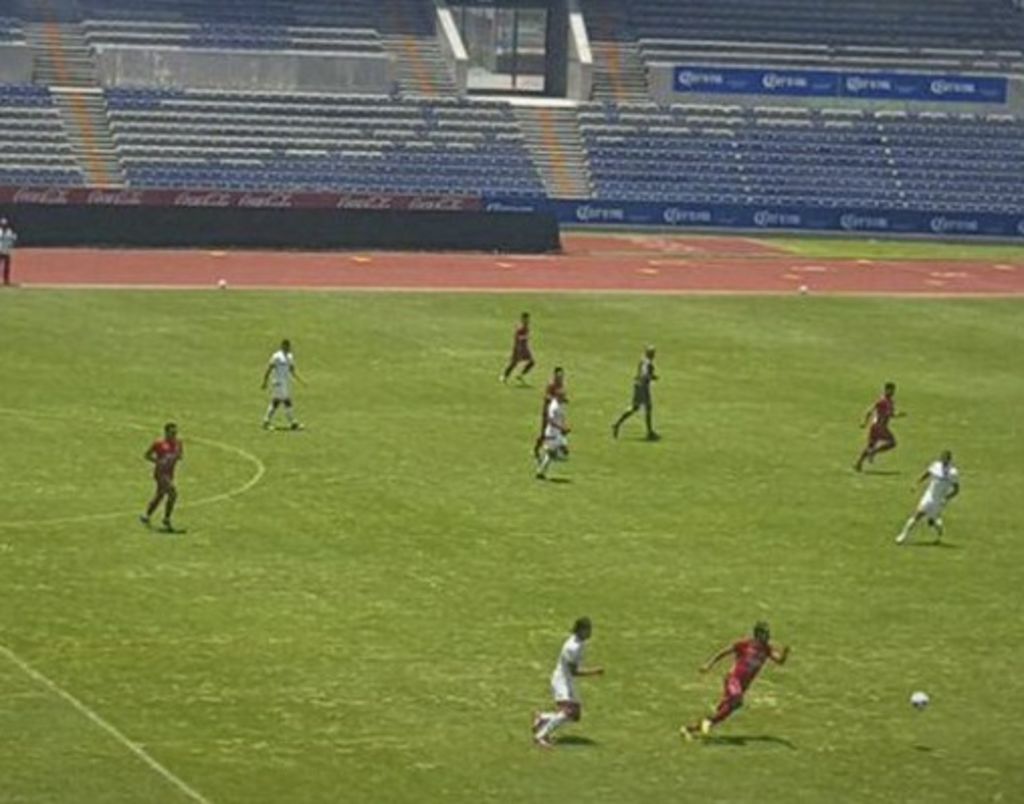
xmin=612 ymin=345 xmax=659 ymax=441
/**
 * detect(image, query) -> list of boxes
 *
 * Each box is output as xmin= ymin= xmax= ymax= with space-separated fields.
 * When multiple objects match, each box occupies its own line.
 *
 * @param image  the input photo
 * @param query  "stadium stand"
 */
xmin=2 ymin=0 xmax=1023 ymax=237
xmin=0 ymin=14 xmax=25 ymax=43
xmin=0 ymin=84 xmax=87 ymax=186
xmin=580 ymin=103 xmax=1024 ymax=214
xmin=106 ymin=89 xmax=545 ymax=196
xmin=79 ymin=0 xmax=384 ymax=54
xmin=619 ymin=0 xmax=1024 ymax=72
xmin=376 ymin=0 xmax=457 ymax=96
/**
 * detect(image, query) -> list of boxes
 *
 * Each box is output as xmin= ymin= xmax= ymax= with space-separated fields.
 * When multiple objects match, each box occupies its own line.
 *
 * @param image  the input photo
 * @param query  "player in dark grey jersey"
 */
xmin=612 ymin=345 xmax=659 ymax=441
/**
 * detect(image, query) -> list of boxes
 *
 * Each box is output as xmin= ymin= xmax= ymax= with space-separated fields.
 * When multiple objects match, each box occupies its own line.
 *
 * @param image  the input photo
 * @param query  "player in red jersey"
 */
xmin=500 ymin=312 xmax=535 ymax=384
xmin=854 ymin=381 xmax=905 ymax=471
xmin=681 ymin=621 xmax=789 ymax=739
xmin=534 ymin=366 xmax=566 ymax=457
xmin=140 ymin=422 xmax=183 ymax=532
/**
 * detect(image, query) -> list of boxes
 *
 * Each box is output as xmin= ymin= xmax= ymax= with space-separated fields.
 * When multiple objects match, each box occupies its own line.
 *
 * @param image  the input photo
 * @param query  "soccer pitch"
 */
xmin=1 ymin=290 xmax=1021 ymax=803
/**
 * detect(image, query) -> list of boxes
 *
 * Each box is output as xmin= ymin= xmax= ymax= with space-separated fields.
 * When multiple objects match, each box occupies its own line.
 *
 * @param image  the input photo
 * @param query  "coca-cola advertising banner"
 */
xmin=0 ymin=186 xmax=483 ymax=213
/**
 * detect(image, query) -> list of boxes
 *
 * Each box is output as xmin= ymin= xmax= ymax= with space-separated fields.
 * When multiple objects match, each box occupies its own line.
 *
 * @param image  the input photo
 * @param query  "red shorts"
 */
xmin=512 ymin=345 xmax=533 ymax=363
xmin=153 ymin=470 xmax=176 ymax=487
xmin=868 ymin=424 xmax=894 ymax=445
xmin=723 ymin=674 xmax=747 ymax=700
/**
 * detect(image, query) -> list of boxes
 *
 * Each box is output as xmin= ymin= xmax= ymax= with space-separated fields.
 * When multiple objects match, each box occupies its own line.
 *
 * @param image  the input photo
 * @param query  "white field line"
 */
xmin=15 ymin=282 xmax=1024 ymax=298
xmin=0 ymin=409 xmax=266 ymax=529
xmin=0 ymin=641 xmax=214 ymax=804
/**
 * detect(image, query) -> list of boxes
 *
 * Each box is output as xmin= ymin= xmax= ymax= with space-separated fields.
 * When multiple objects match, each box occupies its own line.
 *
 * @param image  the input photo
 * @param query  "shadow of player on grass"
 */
xmin=701 ymin=734 xmax=797 ymax=750
xmin=553 ymin=735 xmax=598 ymax=748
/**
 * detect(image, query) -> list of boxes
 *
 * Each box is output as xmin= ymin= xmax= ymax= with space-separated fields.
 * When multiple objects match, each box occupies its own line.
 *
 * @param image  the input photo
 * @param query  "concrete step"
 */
xmin=513 ymin=107 xmax=592 ymax=198
xmin=51 ymin=87 xmax=126 ymax=186
xmin=379 ymin=19 xmax=457 ymax=97
xmin=25 ymin=20 xmax=101 ymax=88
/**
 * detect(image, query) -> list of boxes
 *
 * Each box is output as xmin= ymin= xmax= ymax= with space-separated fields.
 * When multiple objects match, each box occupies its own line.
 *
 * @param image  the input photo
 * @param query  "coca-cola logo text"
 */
xmin=173 ymin=191 xmax=233 ymax=208
xmin=86 ymin=189 xmax=144 ymax=206
xmin=237 ymin=192 xmax=295 ymax=208
xmin=13 ymin=187 xmax=70 ymax=205
xmin=335 ymin=194 xmax=395 ymax=210
xmin=405 ymin=196 xmax=471 ymax=212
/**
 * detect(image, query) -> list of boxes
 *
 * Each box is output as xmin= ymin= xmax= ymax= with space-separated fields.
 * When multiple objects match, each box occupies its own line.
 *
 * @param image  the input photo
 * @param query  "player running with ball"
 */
xmin=896 ymin=450 xmax=960 ymax=544
xmin=682 ymin=621 xmax=789 ymax=739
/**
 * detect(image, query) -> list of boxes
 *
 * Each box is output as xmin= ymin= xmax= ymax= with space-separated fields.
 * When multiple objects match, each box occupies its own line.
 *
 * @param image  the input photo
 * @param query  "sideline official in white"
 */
xmin=0 ymin=217 xmax=17 ymax=287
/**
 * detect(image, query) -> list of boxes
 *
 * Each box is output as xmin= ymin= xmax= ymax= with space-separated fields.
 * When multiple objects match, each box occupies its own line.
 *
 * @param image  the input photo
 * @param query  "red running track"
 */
xmin=7 ymin=233 xmax=1024 ymax=295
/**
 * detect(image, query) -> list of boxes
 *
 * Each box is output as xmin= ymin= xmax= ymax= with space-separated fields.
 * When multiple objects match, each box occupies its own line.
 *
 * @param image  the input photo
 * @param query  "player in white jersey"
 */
xmin=261 ymin=338 xmax=303 ymax=430
xmin=535 ymin=393 xmax=569 ymax=480
xmin=532 ymin=617 xmax=603 ymax=748
xmin=896 ymin=450 xmax=960 ymax=544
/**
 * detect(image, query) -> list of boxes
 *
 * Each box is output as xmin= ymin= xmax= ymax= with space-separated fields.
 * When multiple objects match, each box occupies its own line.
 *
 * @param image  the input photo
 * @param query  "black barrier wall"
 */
xmin=0 ymin=205 xmax=561 ymax=253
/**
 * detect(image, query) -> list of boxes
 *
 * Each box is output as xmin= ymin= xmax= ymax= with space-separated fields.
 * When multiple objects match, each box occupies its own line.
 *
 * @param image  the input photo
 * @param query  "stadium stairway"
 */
xmin=23 ymin=21 xmax=95 ymax=87
xmin=50 ymin=87 xmax=124 ymax=187
xmin=514 ymin=106 xmax=592 ymax=198
xmin=584 ymin=0 xmax=650 ymax=103
xmin=378 ymin=0 xmax=457 ymax=97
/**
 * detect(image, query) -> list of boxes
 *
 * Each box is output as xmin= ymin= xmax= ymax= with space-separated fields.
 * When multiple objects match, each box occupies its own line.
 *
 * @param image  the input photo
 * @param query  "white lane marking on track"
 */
xmin=0 ymin=409 xmax=266 ymax=529
xmin=0 ymin=641 xmax=214 ymax=804
xmin=16 ymin=283 xmax=1024 ymax=298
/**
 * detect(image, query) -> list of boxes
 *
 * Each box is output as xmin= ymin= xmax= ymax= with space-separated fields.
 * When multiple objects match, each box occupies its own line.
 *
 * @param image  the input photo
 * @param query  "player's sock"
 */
xmin=710 ymin=697 xmax=740 ymax=725
xmin=534 ymin=711 xmax=556 ymax=733
xmin=535 ymin=711 xmax=569 ymax=741
xmin=897 ymin=516 xmax=917 ymax=543
xmin=536 ymin=452 xmax=551 ymax=478
xmin=264 ymin=403 xmax=276 ymax=424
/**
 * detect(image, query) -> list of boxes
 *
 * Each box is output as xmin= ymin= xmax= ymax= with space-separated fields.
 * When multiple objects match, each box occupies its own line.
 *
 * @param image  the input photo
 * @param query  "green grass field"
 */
xmin=1 ymin=290 xmax=1021 ymax=803
xmin=764 ymin=236 xmax=1024 ymax=262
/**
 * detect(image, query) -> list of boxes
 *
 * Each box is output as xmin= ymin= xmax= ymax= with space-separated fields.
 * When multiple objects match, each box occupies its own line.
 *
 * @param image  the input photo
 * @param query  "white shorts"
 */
xmin=270 ymin=381 xmax=292 ymax=401
xmin=544 ymin=433 xmax=568 ymax=455
xmin=918 ymin=493 xmax=946 ymax=519
xmin=551 ymin=675 xmax=577 ymax=703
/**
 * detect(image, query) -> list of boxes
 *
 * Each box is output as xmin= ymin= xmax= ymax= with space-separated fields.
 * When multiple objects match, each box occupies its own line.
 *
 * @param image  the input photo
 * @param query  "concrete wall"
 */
xmin=0 ymin=44 xmax=33 ymax=84
xmin=566 ymin=0 xmax=593 ymax=101
xmin=435 ymin=0 xmax=468 ymax=96
xmin=94 ymin=45 xmax=393 ymax=93
xmin=648 ymin=61 xmax=1024 ymax=114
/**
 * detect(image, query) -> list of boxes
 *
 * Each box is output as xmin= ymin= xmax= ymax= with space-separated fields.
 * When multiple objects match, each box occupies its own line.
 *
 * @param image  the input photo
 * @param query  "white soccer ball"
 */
xmin=217 ymin=278 xmax=228 ymax=289
xmin=910 ymin=691 xmax=930 ymax=709
xmin=798 ymin=284 xmax=809 ymax=295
